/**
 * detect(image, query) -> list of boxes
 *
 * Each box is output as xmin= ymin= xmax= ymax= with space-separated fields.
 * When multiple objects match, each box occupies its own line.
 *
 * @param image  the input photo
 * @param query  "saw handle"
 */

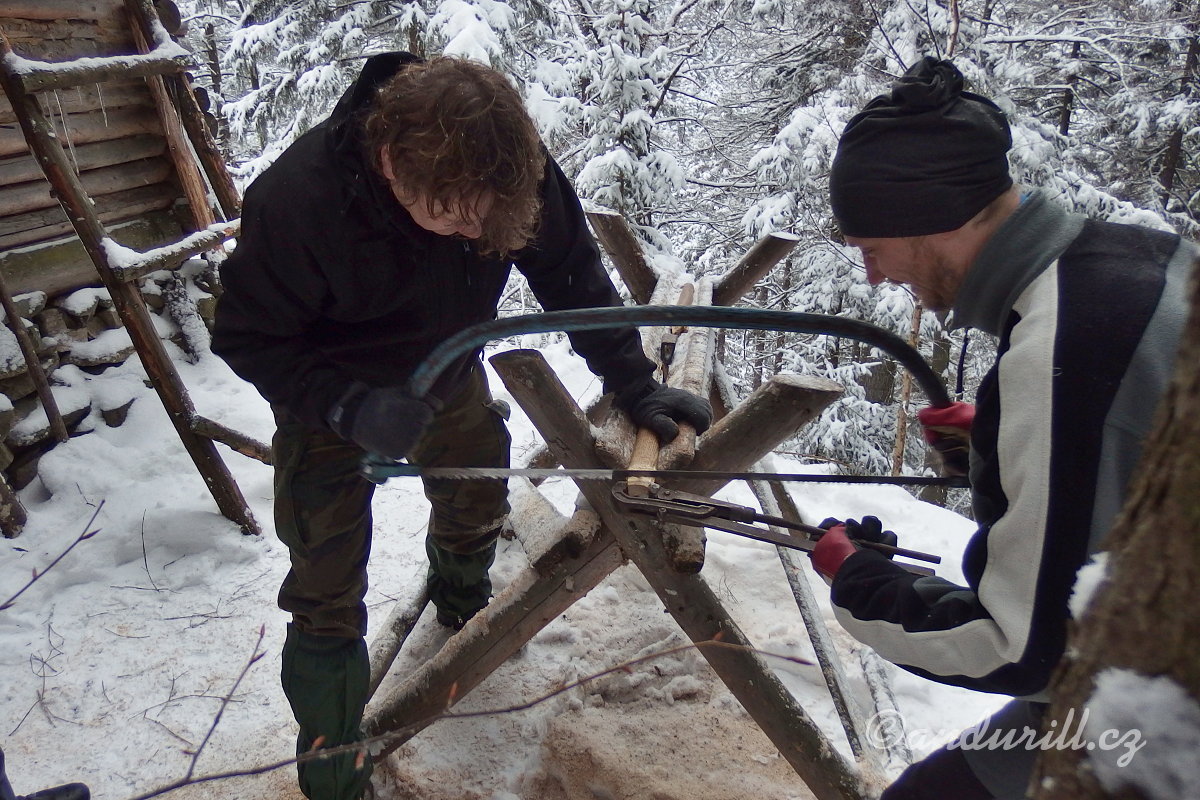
xmin=624 ymin=428 xmax=661 ymax=497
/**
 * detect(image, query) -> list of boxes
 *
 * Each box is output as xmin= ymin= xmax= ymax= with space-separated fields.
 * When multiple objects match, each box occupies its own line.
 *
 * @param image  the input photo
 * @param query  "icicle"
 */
xmin=52 ymin=90 xmax=80 ymax=176
xmin=96 ymin=83 xmax=109 ymax=128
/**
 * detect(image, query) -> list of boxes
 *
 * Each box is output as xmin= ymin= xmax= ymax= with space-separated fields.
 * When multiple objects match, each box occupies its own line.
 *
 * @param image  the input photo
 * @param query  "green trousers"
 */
xmin=272 ymin=365 xmax=510 ymax=799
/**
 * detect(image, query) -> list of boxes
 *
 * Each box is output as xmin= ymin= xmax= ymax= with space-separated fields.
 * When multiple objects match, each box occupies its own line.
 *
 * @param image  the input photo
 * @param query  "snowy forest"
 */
xmin=2 ymin=2 xmax=1200 ymax=800
xmin=181 ymin=0 xmax=1198 ymax=498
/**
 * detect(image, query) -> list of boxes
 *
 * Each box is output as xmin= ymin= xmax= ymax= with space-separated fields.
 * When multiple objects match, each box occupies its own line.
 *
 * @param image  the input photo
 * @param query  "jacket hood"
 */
xmin=327 ymin=51 xmax=423 ymax=167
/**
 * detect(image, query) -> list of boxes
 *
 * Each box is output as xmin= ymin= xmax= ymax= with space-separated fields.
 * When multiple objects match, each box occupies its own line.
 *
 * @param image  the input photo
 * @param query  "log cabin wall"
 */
xmin=0 ymin=0 xmax=223 ymax=490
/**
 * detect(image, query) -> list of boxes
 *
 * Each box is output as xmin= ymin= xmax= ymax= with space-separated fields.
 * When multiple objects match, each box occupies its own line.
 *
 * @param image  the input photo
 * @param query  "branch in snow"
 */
xmin=0 ymin=501 xmax=104 ymax=612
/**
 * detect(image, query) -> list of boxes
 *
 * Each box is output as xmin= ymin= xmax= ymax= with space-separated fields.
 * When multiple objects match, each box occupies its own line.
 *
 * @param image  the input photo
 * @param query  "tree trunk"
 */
xmin=1030 ymin=263 xmax=1200 ymax=797
xmin=1158 ymin=27 xmax=1198 ymax=208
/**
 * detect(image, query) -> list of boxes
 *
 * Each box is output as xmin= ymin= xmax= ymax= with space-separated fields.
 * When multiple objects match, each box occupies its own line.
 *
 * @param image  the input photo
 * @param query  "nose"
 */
xmin=863 ymin=257 xmax=885 ymax=286
xmin=455 ymin=218 xmax=483 ymax=239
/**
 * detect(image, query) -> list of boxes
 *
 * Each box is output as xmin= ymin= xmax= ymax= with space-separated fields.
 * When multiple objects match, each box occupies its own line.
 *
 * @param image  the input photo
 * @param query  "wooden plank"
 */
xmin=585 ymin=208 xmax=657 ymax=304
xmin=0 ymin=80 xmax=151 ymax=124
xmin=0 ymin=1 xmax=121 ymax=22
xmin=0 ymin=155 xmax=171 ymax=216
xmin=485 ymin=349 xmax=865 ymax=800
xmin=0 ymin=135 xmax=164 ymax=185
xmin=0 ymin=106 xmax=162 ymax=157
xmin=0 ymin=183 xmax=175 ymax=250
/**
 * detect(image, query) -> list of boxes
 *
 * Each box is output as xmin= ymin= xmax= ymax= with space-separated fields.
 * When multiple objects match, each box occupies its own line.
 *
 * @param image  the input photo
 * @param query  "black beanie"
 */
xmin=829 ymin=57 xmax=1013 ymax=238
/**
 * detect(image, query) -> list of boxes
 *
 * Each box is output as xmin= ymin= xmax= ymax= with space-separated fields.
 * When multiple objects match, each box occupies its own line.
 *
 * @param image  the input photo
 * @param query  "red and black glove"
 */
xmin=917 ymin=401 xmax=975 ymax=477
xmin=810 ymin=516 xmax=898 ymax=582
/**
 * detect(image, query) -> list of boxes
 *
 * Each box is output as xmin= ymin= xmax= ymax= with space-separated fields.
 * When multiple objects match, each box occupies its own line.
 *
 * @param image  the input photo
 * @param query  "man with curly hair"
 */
xmin=212 ymin=54 xmax=711 ymax=800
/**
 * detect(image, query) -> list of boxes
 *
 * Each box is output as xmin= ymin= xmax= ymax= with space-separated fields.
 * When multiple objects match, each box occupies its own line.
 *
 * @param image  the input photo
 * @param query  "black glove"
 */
xmin=326 ymin=382 xmax=437 ymax=460
xmin=616 ymin=378 xmax=713 ymax=443
xmin=818 ymin=516 xmax=898 ymax=557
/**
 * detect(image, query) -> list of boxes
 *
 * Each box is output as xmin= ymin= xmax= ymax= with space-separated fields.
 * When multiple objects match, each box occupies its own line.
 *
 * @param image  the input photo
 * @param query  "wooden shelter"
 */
xmin=0 ymin=0 xmax=255 ymax=536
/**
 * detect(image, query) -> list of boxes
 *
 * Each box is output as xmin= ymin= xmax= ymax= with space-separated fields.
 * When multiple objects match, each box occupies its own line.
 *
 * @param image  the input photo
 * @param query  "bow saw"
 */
xmin=361 ymin=306 xmax=961 ymax=574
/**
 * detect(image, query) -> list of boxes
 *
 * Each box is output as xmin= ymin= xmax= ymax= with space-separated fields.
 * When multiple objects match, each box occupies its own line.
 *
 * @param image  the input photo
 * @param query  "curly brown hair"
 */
xmin=362 ymin=57 xmax=545 ymax=257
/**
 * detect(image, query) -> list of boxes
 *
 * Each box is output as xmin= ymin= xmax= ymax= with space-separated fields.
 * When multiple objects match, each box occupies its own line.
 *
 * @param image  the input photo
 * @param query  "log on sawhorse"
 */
xmin=363 ymin=349 xmax=866 ymax=800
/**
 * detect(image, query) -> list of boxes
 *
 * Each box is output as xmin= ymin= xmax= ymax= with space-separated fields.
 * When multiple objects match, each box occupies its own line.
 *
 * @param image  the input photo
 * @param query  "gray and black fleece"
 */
xmin=831 ymin=192 xmax=1196 ymax=698
xmin=212 ymin=53 xmax=654 ymax=428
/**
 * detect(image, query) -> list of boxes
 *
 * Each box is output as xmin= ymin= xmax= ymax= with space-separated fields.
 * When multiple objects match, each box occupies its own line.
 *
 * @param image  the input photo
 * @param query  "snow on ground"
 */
xmin=0 ymin=335 xmax=1004 ymax=799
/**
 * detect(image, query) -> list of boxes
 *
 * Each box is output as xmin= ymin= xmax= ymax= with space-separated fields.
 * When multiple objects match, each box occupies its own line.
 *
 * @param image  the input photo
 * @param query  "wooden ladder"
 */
xmin=0 ymin=0 xmax=261 ymax=535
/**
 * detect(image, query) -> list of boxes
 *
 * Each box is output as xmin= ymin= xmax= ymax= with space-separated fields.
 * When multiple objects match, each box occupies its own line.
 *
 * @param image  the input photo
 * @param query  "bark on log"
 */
xmin=1030 ymin=259 xmax=1200 ymax=799
xmin=713 ymin=232 xmax=800 ymax=306
xmin=585 ymin=208 xmax=657 ymax=304
xmin=190 ymin=414 xmax=271 ymax=465
xmin=487 ymin=349 xmax=865 ymax=800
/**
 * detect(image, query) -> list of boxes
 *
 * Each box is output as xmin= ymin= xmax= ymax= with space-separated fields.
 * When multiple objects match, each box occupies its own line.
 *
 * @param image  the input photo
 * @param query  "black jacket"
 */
xmin=212 ymin=53 xmax=654 ymax=428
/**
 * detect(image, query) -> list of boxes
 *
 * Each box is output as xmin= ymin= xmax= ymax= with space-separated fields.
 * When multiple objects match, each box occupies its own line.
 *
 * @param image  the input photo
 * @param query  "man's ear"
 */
xmin=379 ymin=145 xmax=395 ymax=180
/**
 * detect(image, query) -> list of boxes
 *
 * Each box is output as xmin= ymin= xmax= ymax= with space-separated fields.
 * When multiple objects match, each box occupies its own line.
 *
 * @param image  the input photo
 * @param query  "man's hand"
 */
xmin=327 ymin=382 xmax=437 ymax=460
xmin=917 ymin=401 xmax=974 ymax=477
xmin=616 ymin=378 xmax=713 ymax=444
xmin=811 ymin=516 xmax=898 ymax=582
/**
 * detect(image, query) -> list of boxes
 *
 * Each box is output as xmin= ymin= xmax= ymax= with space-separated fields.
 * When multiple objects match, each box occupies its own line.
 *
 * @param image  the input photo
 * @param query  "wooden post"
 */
xmin=363 ymin=508 xmax=626 ymax=752
xmin=126 ymin=0 xmax=242 ymax=218
xmin=713 ymin=232 xmax=800 ymax=306
xmin=488 ymin=349 xmax=865 ymax=800
xmin=0 ymin=269 xmax=67 ymax=443
xmin=126 ymin=0 xmax=215 ymax=232
xmin=682 ymin=373 xmax=844 ymax=497
xmin=585 ymin=208 xmax=658 ymax=304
